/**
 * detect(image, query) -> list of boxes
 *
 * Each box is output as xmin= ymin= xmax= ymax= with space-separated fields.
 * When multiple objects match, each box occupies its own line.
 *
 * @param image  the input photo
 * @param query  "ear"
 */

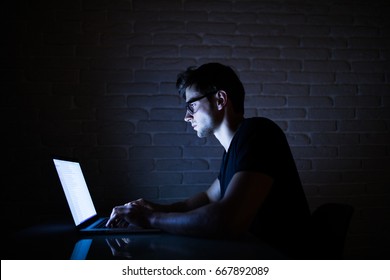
xmin=216 ymin=90 xmax=228 ymax=110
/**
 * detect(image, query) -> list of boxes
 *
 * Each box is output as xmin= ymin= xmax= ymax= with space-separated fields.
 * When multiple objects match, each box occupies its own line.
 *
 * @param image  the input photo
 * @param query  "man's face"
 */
xmin=184 ymin=86 xmax=217 ymax=138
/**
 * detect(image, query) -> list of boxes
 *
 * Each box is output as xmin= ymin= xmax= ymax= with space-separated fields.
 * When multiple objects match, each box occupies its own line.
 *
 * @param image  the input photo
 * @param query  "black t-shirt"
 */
xmin=218 ymin=117 xmax=311 ymax=257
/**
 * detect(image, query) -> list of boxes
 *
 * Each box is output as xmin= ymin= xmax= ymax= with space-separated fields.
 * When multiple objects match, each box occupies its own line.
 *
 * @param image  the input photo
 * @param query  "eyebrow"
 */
xmin=186 ymin=91 xmax=217 ymax=104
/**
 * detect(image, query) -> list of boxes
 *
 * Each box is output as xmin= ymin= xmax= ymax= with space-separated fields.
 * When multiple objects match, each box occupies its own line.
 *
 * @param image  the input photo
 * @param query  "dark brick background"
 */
xmin=2 ymin=0 xmax=389 ymax=259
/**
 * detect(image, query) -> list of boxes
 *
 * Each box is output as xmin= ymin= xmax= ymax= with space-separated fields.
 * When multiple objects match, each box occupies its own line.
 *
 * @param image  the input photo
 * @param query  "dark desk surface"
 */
xmin=4 ymin=222 xmax=286 ymax=260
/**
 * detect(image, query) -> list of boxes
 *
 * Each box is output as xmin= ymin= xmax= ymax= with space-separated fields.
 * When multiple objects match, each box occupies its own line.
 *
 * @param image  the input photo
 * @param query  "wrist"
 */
xmin=148 ymin=212 xmax=159 ymax=228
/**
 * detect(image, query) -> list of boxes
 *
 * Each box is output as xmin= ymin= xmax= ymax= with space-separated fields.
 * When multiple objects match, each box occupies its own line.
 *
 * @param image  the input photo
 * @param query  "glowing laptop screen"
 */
xmin=53 ymin=159 xmax=97 ymax=226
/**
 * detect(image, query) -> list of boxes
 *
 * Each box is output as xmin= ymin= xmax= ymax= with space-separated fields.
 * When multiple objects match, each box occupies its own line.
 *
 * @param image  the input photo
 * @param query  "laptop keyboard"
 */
xmin=94 ymin=218 xmax=108 ymax=229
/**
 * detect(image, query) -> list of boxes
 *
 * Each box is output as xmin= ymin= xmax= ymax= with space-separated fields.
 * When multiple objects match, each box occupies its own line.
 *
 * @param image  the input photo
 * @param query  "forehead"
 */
xmin=185 ymin=85 xmax=202 ymax=102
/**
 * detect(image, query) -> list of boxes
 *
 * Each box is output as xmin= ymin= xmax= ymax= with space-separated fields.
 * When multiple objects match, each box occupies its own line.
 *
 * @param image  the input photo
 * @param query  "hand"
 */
xmin=105 ymin=237 xmax=133 ymax=259
xmin=105 ymin=200 xmax=153 ymax=229
xmin=130 ymin=198 xmax=160 ymax=211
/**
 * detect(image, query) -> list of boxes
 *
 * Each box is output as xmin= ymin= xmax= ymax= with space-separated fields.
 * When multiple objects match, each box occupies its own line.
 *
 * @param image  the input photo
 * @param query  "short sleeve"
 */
xmin=233 ymin=118 xmax=286 ymax=179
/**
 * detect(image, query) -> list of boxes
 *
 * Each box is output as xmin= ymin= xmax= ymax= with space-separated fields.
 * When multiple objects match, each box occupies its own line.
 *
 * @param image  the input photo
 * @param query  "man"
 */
xmin=106 ymin=62 xmax=311 ymax=258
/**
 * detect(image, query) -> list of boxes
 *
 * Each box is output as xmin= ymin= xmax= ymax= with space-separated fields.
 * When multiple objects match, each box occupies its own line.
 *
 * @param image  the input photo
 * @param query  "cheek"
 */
xmin=198 ymin=114 xmax=214 ymax=129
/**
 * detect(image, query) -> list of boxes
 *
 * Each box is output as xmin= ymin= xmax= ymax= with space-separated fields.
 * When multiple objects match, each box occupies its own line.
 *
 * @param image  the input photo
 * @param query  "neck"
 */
xmin=214 ymin=114 xmax=244 ymax=151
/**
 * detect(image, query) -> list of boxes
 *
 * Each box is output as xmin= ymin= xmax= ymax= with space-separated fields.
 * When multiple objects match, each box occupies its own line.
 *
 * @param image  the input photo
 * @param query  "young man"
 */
xmin=106 ymin=62 xmax=311 ymax=258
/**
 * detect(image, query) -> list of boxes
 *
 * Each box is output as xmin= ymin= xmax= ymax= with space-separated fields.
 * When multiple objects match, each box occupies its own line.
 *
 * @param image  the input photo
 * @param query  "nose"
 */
xmin=184 ymin=110 xmax=193 ymax=122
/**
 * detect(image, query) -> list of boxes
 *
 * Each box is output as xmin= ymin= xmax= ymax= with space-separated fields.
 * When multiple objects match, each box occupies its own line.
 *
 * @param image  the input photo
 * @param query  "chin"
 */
xmin=196 ymin=131 xmax=204 ymax=138
xmin=197 ymin=129 xmax=212 ymax=138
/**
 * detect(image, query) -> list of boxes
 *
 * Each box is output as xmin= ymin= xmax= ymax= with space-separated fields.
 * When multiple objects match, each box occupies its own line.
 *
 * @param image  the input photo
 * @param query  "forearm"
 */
xmin=153 ymin=192 xmax=210 ymax=213
xmin=149 ymin=203 xmax=222 ymax=238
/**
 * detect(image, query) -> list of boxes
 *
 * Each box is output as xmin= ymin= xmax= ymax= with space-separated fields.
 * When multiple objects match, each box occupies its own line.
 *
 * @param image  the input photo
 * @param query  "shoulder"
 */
xmin=231 ymin=117 xmax=287 ymax=151
xmin=240 ymin=117 xmax=283 ymax=135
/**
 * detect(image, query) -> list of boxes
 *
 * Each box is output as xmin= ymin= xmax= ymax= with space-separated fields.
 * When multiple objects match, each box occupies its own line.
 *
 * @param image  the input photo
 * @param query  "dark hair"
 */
xmin=176 ymin=62 xmax=245 ymax=114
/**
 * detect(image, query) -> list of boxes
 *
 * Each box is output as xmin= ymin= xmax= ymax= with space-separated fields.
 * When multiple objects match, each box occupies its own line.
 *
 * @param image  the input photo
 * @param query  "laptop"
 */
xmin=53 ymin=157 xmax=160 ymax=234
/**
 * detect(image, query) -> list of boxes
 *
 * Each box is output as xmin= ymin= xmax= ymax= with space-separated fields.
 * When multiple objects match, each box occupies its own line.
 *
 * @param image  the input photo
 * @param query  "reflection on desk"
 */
xmin=72 ymin=233 xmax=286 ymax=260
xmin=4 ymin=222 xmax=286 ymax=260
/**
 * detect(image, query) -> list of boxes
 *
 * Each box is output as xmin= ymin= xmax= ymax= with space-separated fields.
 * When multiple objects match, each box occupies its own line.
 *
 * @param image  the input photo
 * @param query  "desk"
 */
xmin=4 ymin=222 xmax=286 ymax=260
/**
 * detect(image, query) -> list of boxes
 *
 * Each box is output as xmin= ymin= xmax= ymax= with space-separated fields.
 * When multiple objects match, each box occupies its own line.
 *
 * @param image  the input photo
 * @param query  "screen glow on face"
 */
xmin=186 ymin=91 xmax=217 ymax=114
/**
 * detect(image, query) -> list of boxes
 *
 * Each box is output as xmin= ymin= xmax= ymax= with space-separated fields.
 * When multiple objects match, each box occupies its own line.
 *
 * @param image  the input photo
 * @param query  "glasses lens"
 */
xmin=185 ymin=90 xmax=218 ymax=114
xmin=186 ymin=103 xmax=194 ymax=114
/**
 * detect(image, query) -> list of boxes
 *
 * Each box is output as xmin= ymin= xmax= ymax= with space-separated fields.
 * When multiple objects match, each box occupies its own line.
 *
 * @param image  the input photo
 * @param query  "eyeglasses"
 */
xmin=185 ymin=91 xmax=217 ymax=114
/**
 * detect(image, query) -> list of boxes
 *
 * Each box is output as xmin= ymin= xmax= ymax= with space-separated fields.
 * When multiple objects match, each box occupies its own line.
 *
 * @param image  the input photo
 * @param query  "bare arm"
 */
xmin=106 ymin=179 xmax=220 ymax=228
xmin=149 ymin=171 xmax=273 ymax=238
xmin=137 ymin=178 xmax=221 ymax=212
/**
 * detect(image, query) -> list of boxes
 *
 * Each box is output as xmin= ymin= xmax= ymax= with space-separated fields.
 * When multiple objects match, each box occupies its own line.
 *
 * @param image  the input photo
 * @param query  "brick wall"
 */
xmin=3 ymin=0 xmax=389 ymax=259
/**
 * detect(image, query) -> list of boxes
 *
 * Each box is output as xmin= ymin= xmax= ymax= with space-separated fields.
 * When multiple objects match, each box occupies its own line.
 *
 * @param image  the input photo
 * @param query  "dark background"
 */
xmin=2 ymin=0 xmax=389 ymax=259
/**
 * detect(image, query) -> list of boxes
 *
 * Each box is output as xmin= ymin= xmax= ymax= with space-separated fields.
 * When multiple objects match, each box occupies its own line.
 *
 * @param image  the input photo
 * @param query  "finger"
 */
xmin=106 ymin=206 xmax=135 ymax=227
xmin=106 ymin=216 xmax=116 ymax=227
xmin=118 ymin=220 xmax=129 ymax=228
xmin=109 ymin=205 xmax=122 ymax=219
xmin=106 ymin=211 xmax=122 ymax=227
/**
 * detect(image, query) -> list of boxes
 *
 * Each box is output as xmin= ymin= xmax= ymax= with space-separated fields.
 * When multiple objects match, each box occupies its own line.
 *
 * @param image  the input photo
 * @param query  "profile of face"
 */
xmin=183 ymin=86 xmax=218 ymax=138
